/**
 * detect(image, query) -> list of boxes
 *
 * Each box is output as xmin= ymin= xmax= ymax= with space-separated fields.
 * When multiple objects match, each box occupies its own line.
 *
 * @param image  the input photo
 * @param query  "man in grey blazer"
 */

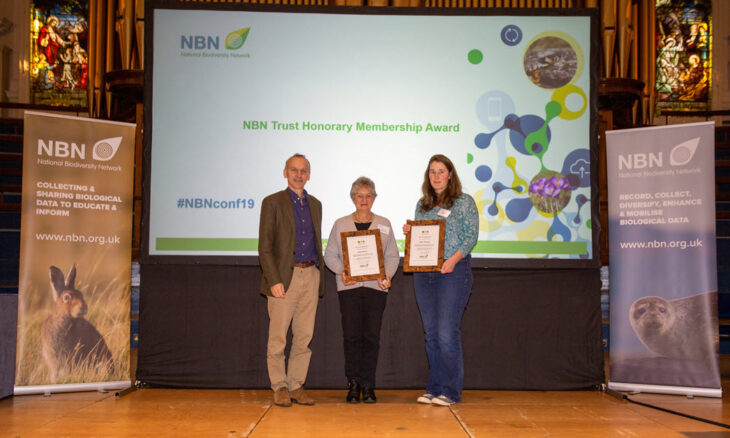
xmin=258 ymin=153 xmax=325 ymax=407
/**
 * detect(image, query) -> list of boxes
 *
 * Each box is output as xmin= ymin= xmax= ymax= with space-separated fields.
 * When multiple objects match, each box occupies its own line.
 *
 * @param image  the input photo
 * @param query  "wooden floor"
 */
xmin=2 ymin=384 xmax=730 ymax=437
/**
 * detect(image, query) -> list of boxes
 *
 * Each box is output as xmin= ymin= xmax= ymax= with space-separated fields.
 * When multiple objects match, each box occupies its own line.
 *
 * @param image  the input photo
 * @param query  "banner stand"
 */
xmin=15 ymin=112 xmax=135 ymax=395
xmin=606 ymin=122 xmax=720 ymax=399
xmin=114 ymin=383 xmax=137 ymax=398
xmin=608 ymin=382 xmax=721 ymax=399
xmin=14 ymin=381 xmax=131 ymax=397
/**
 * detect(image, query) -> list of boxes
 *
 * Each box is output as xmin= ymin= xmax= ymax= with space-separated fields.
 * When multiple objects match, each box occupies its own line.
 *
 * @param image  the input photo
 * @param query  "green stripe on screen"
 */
xmin=472 ymin=241 xmax=588 ymax=254
xmin=156 ymin=238 xmax=586 ymax=255
xmin=156 ymin=238 xmax=259 ymax=251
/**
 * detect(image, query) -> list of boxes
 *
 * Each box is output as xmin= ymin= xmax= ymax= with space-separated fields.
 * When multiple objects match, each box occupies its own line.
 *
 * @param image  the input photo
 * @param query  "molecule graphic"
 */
xmin=468 ymin=28 xmax=592 ymax=257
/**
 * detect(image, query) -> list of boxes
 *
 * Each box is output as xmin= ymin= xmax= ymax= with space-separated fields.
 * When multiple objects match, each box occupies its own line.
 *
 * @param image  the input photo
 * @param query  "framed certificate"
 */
xmin=341 ymin=229 xmax=386 ymax=282
xmin=403 ymin=219 xmax=445 ymax=272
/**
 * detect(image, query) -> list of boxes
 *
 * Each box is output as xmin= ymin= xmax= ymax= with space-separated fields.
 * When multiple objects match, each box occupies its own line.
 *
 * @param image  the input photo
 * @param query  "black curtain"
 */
xmin=136 ymin=264 xmax=604 ymax=389
xmin=0 ymin=294 xmax=17 ymax=399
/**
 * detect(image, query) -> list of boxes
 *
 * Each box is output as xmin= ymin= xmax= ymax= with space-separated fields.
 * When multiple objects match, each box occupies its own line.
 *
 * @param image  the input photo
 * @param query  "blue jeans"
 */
xmin=413 ymin=256 xmax=473 ymax=402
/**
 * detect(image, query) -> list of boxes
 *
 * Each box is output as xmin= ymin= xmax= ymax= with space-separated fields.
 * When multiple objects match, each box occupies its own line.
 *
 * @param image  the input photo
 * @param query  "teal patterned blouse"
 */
xmin=414 ymin=193 xmax=479 ymax=259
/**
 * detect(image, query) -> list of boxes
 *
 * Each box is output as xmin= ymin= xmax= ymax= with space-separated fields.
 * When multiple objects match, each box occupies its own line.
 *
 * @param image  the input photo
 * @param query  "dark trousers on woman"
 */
xmin=338 ymin=287 xmax=387 ymax=388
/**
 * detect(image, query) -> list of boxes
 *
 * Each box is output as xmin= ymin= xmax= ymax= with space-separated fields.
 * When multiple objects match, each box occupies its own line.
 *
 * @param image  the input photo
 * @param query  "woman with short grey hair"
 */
xmin=349 ymin=176 xmax=377 ymax=201
xmin=324 ymin=176 xmax=399 ymax=404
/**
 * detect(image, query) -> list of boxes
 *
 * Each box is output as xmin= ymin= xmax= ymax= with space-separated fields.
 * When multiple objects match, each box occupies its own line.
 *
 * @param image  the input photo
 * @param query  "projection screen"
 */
xmin=143 ymin=2 xmax=599 ymax=268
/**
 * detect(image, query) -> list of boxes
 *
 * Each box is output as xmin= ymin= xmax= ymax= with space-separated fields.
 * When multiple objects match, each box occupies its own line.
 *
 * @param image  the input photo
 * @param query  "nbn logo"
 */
xmin=38 ymin=137 xmax=123 ymax=161
xmin=181 ymin=35 xmax=219 ymax=50
xmin=618 ymin=137 xmax=701 ymax=170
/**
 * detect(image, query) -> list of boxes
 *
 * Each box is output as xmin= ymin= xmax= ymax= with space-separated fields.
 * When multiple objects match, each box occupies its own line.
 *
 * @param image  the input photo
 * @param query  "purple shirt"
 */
xmin=288 ymin=188 xmax=318 ymax=263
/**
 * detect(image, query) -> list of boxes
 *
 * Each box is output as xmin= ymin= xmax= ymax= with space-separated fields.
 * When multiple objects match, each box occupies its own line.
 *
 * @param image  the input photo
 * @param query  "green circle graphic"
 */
xmin=468 ymin=49 xmax=483 ymax=65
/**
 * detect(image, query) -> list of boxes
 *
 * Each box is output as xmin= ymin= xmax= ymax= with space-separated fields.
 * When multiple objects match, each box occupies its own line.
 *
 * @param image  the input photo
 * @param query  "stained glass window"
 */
xmin=30 ymin=0 xmax=89 ymax=107
xmin=655 ymin=0 xmax=711 ymax=112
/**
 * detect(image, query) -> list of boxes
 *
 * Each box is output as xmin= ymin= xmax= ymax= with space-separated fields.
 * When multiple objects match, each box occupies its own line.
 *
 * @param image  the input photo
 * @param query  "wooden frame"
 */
xmin=403 ymin=219 xmax=445 ymax=272
xmin=340 ymin=229 xmax=386 ymax=282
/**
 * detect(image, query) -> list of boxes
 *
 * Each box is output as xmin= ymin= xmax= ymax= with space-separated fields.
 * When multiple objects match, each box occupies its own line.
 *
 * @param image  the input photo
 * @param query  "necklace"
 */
xmin=352 ymin=212 xmax=373 ymax=223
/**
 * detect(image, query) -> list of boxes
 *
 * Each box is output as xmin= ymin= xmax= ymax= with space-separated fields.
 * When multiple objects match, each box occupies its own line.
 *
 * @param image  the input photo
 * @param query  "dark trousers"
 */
xmin=338 ymin=287 xmax=387 ymax=388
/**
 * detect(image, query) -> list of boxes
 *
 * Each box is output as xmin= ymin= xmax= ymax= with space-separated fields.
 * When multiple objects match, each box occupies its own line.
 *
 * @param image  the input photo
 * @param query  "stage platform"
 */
xmin=1 ymin=385 xmax=728 ymax=436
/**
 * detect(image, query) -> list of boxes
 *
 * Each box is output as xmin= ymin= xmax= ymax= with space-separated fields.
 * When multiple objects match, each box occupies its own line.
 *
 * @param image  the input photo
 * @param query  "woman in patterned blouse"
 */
xmin=403 ymin=154 xmax=479 ymax=406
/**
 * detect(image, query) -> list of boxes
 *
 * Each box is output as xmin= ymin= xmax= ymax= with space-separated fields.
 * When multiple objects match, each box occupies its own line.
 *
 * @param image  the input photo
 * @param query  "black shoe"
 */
xmin=346 ymin=379 xmax=360 ymax=403
xmin=362 ymin=387 xmax=376 ymax=403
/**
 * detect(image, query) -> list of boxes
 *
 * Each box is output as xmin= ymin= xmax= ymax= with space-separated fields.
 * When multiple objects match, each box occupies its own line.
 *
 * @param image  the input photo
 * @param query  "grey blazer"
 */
xmin=324 ymin=213 xmax=400 ymax=292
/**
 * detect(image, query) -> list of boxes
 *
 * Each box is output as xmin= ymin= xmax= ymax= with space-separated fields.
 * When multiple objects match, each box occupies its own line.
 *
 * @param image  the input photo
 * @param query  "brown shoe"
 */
xmin=290 ymin=387 xmax=315 ymax=405
xmin=273 ymin=387 xmax=291 ymax=407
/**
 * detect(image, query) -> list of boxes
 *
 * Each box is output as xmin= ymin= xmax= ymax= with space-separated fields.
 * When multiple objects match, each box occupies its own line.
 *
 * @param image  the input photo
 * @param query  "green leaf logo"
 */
xmin=225 ymin=27 xmax=250 ymax=50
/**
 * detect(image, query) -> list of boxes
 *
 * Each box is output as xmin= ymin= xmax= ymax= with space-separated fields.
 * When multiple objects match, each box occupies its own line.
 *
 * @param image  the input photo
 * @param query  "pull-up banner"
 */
xmin=606 ymin=122 xmax=720 ymax=398
xmin=15 ymin=112 xmax=134 ymax=395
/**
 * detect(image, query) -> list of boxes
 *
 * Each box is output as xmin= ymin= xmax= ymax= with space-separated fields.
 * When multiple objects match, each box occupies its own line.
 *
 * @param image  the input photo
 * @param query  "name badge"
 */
xmin=377 ymin=224 xmax=390 ymax=235
xmin=437 ymin=208 xmax=451 ymax=218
